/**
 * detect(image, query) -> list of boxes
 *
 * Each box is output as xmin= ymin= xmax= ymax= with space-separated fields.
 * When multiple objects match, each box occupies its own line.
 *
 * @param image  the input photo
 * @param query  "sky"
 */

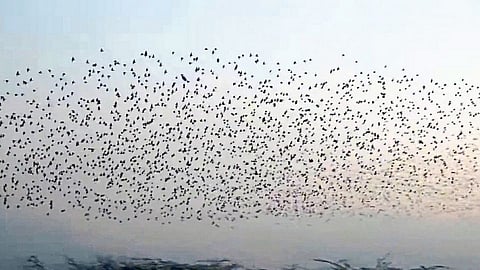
xmin=2 ymin=0 xmax=480 ymax=81
xmin=2 ymin=1 xmax=480 ymax=269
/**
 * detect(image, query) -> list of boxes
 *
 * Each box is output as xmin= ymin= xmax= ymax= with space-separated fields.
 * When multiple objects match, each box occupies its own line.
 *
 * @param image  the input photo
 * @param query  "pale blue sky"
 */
xmin=1 ymin=0 xmax=480 ymax=81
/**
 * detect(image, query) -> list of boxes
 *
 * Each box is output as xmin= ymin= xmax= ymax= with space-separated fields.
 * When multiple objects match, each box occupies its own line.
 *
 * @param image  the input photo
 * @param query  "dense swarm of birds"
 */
xmin=1 ymin=48 xmax=480 ymax=226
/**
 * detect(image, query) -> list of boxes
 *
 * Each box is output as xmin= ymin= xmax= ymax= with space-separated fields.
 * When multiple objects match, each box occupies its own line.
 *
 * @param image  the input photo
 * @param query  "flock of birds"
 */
xmin=1 ymin=48 xmax=479 ymax=226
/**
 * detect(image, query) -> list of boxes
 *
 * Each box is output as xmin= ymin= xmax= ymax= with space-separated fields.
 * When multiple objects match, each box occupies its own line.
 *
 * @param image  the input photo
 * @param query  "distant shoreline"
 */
xmin=21 ymin=254 xmax=452 ymax=270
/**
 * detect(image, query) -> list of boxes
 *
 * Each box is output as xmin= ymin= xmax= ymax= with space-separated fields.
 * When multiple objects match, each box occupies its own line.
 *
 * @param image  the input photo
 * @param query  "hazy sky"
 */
xmin=2 ymin=0 xmax=480 ymax=82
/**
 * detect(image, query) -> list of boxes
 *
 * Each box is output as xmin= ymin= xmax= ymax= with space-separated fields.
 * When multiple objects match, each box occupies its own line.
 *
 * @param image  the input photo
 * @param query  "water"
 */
xmin=2 ymin=206 xmax=480 ymax=269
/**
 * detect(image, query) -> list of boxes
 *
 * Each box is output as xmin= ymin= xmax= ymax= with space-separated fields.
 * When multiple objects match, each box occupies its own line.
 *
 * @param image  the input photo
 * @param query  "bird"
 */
xmin=180 ymin=74 xmax=189 ymax=83
xmin=0 ymin=47 xmax=478 ymax=229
